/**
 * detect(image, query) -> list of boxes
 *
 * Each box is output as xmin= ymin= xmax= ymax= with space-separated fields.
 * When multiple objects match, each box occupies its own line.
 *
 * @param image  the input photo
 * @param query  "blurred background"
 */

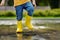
xmin=0 ymin=0 xmax=60 ymax=40
xmin=0 ymin=0 xmax=60 ymax=18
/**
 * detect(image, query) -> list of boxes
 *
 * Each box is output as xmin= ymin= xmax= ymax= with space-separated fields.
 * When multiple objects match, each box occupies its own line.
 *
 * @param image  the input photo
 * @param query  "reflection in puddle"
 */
xmin=0 ymin=23 xmax=60 ymax=40
xmin=0 ymin=31 xmax=60 ymax=40
xmin=0 ymin=33 xmax=47 ymax=40
xmin=17 ymin=33 xmax=22 ymax=40
xmin=16 ymin=33 xmax=46 ymax=40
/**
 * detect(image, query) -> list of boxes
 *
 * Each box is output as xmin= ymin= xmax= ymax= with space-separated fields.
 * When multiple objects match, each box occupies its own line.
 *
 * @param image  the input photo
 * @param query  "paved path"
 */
xmin=0 ymin=18 xmax=60 ymax=25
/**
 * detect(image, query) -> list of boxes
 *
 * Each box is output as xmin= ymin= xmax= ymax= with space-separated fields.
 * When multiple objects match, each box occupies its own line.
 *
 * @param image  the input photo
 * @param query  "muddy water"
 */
xmin=0 ymin=33 xmax=47 ymax=40
xmin=0 ymin=23 xmax=60 ymax=40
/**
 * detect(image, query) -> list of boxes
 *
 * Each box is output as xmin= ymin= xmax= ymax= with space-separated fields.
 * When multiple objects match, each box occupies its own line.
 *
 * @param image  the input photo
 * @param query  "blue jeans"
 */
xmin=15 ymin=2 xmax=34 ymax=21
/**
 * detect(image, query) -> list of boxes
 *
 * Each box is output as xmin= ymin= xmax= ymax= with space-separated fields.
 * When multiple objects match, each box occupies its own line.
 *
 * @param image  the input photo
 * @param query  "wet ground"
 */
xmin=0 ymin=23 xmax=60 ymax=40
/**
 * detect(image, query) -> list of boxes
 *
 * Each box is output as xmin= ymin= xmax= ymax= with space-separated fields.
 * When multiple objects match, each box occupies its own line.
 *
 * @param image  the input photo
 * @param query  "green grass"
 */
xmin=0 ymin=9 xmax=60 ymax=18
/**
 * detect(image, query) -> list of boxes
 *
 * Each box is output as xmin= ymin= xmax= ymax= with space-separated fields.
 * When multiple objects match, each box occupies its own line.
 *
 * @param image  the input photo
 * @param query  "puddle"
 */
xmin=0 ymin=33 xmax=49 ymax=40
xmin=0 ymin=23 xmax=60 ymax=40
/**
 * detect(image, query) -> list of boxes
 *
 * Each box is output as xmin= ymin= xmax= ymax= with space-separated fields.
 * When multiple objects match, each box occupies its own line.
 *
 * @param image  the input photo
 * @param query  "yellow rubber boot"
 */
xmin=16 ymin=21 xmax=23 ymax=33
xmin=25 ymin=15 xmax=33 ymax=30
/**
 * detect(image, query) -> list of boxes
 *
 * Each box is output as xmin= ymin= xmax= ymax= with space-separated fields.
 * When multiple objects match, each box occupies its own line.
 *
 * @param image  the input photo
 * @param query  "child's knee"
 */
xmin=28 ymin=7 xmax=34 ymax=16
xmin=29 ymin=6 xmax=34 ymax=12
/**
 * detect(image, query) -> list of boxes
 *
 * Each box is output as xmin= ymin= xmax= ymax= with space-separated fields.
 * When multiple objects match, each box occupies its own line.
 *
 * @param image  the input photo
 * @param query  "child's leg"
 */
xmin=15 ymin=5 xmax=23 ymax=32
xmin=24 ymin=2 xmax=34 ymax=30
xmin=24 ymin=2 xmax=34 ymax=16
